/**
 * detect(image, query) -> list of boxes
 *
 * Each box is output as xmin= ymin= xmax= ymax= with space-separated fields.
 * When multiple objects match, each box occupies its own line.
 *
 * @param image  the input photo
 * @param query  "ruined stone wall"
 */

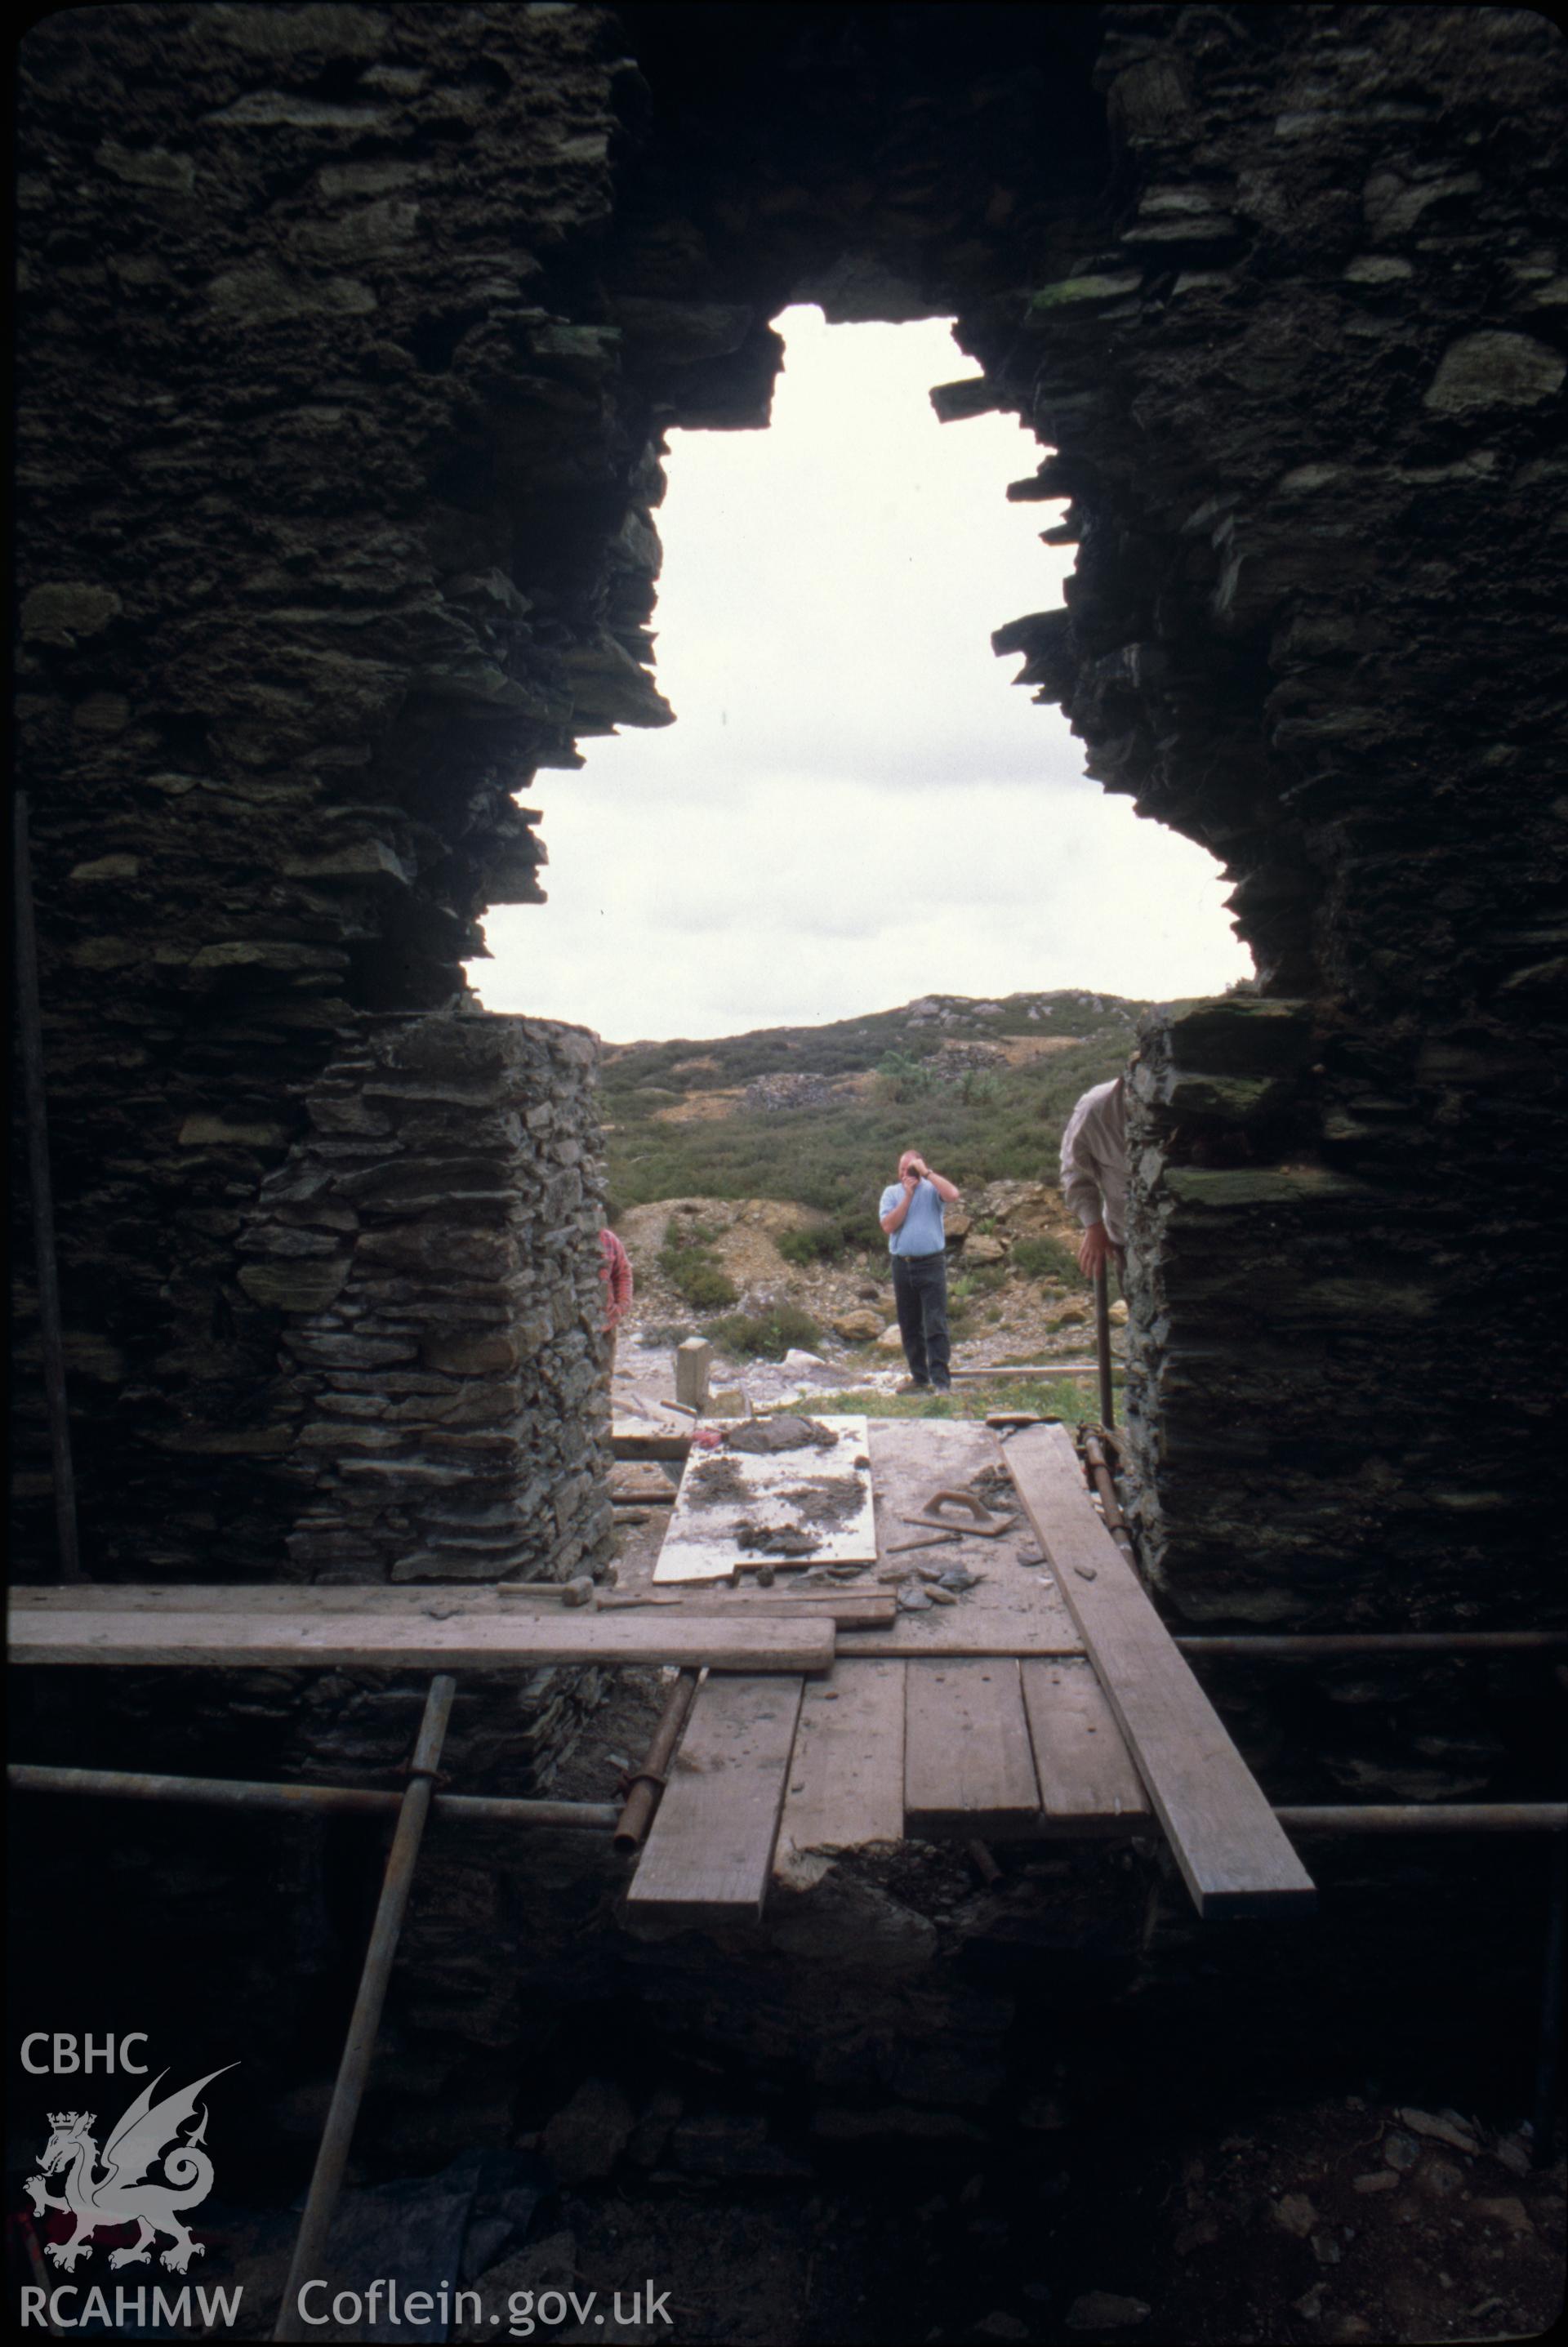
xmin=960 ymin=6 xmax=1568 ymax=1638
xmin=14 ymin=7 xmax=1566 ymax=1735
xmin=14 ymin=2 xmax=661 ymax=1578
xmin=249 ymin=1009 xmax=613 ymax=1585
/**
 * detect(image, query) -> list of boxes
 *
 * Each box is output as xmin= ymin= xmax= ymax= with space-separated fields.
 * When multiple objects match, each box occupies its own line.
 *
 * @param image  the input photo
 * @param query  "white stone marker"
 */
xmin=675 ymin=1337 xmax=712 ymax=1412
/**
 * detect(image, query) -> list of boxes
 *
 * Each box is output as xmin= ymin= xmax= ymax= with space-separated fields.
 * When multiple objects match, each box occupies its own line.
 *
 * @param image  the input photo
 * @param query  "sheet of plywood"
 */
xmin=9 ymin=1605 xmax=835 ymax=1676
xmin=904 ymin=1658 xmax=1040 ymax=1837
xmin=626 ymin=1672 xmax=805 ymax=1922
xmin=654 ymin=1417 xmax=876 ymax=1583
xmin=1021 ymin=1657 xmax=1150 ymax=1834
xmin=774 ymin=1660 xmax=906 ymax=1886
xmin=857 ymin=1420 xmax=1082 ymax=1656
xmin=1005 ymin=1425 xmax=1316 ymax=1917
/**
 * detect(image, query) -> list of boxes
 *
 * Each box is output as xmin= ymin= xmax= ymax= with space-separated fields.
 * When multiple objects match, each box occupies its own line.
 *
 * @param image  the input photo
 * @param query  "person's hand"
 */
xmin=902 ymin=1167 xmax=921 ymax=1191
xmin=1077 ymin=1220 xmax=1113 ymax=1277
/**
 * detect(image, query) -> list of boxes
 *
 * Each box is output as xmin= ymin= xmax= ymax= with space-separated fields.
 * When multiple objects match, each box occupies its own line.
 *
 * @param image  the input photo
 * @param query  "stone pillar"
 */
xmin=243 ymin=1010 xmax=614 ymax=1585
xmin=675 ymin=1337 xmax=712 ymax=1413
xmin=1120 ymin=987 xmax=1551 ymax=1637
xmin=1122 ymin=993 xmax=1343 ymax=1624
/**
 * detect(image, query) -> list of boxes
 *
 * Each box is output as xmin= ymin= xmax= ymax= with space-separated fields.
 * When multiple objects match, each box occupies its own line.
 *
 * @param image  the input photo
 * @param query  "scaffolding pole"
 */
xmin=1094 ymin=1263 xmax=1115 ymax=1430
xmin=274 ymin=1675 xmax=455 ymax=2343
xmin=7 ymin=1761 xmax=618 ymax=1832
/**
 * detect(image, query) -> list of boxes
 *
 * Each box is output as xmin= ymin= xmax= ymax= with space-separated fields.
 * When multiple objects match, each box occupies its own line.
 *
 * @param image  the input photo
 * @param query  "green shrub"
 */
xmin=670 ymin=1258 xmax=739 ymax=1309
xmin=702 ymin=1303 xmax=822 ymax=1358
xmin=658 ymin=1222 xmax=738 ymax=1308
xmin=875 ymin=1049 xmax=939 ymax=1102
xmin=1009 ymin=1233 xmax=1084 ymax=1285
xmin=777 ymin=1222 xmax=850 ymax=1267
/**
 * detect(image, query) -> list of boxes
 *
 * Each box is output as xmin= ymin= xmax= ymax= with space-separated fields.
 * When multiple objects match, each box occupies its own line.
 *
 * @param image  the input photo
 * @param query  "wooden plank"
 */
xmin=836 ymin=1612 xmax=1084 ymax=1659
xmin=904 ymin=1658 xmax=1040 ymax=1838
xmin=626 ymin=1672 xmax=804 ymax=1922
xmin=612 ymin=1427 xmax=693 ymax=1462
xmin=611 ymin=1463 xmax=679 ymax=1504
xmin=1005 ymin=1424 xmax=1316 ymax=1917
xmin=1020 ymin=1657 xmax=1150 ymax=1834
xmin=10 ymin=1583 xmax=596 ymax=1615
xmin=8 ymin=1606 xmax=835 ymax=1676
xmin=611 ymin=1594 xmax=897 ymax=1628
xmin=655 ymin=1416 xmax=876 ymax=1583
xmin=775 ymin=1660 xmax=906 ymax=1886
xmin=700 ymin=1594 xmax=896 ymax=1627
xmin=7 ymin=1582 xmax=893 ymax=1626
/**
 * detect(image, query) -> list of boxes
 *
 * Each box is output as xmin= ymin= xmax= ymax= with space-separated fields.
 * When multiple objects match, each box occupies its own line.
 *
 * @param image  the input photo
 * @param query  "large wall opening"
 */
xmin=472 ymin=305 xmax=1250 ymax=1041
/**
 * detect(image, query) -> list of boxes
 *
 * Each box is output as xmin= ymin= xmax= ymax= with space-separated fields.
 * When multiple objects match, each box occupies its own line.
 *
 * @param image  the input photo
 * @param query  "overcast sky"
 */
xmin=471 ymin=307 xmax=1251 ymax=1041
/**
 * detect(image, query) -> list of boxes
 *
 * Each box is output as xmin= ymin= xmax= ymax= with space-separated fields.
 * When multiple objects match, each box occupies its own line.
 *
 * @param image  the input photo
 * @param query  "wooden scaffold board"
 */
xmin=1005 ymin=1424 xmax=1316 ymax=1917
xmin=904 ymin=1658 xmax=1042 ymax=1838
xmin=626 ymin=1672 xmax=805 ymax=1922
xmin=10 ymin=1601 xmax=834 ymax=1677
xmin=774 ymin=1659 xmax=907 ymax=1888
xmin=1021 ymin=1657 xmax=1151 ymax=1834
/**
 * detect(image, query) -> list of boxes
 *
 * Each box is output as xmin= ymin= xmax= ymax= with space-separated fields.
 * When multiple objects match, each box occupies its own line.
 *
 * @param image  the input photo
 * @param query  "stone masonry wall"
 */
xmin=12 ymin=2 xmax=1566 ymax=1914
xmin=960 ymin=6 xmax=1567 ymax=1642
xmin=12 ymin=2 xmax=663 ymax=1582
xmin=247 ymin=1009 xmax=613 ymax=1585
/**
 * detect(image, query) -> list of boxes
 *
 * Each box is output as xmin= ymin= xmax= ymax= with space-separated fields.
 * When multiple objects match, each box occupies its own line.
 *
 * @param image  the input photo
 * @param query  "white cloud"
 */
xmin=471 ymin=307 xmax=1251 ymax=1040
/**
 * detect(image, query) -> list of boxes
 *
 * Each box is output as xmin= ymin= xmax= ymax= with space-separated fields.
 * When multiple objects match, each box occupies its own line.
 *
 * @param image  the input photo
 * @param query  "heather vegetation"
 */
xmin=601 ymin=988 xmax=1158 ymax=1222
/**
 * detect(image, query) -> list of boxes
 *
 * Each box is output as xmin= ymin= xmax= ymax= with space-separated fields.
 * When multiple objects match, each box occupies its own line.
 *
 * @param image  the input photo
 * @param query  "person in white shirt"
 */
xmin=1059 ymin=1076 xmax=1127 ymax=1278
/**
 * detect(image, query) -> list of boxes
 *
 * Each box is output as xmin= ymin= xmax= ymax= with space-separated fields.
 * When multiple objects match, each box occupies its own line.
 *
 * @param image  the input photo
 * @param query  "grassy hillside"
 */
xmin=601 ymin=988 xmax=1169 ymax=1224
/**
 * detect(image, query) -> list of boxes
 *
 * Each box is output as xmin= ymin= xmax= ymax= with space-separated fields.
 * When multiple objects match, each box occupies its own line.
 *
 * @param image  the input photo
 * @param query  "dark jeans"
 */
xmin=891 ymin=1250 xmax=951 ymax=1388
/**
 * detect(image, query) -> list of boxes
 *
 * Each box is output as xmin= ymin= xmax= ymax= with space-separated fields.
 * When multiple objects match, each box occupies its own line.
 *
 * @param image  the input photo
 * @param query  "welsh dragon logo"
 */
xmin=25 ymin=2066 xmax=235 ymax=2274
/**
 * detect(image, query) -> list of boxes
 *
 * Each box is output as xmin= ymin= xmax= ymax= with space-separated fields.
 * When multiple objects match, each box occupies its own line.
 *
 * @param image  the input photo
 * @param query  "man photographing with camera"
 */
xmin=878 ymin=1148 xmax=961 ymax=1393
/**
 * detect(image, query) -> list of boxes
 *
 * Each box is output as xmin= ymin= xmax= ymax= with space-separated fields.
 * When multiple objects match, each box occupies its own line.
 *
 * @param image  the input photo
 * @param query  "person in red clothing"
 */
xmin=599 ymin=1226 xmax=633 ymax=1353
xmin=598 ymin=1227 xmax=633 ymax=1418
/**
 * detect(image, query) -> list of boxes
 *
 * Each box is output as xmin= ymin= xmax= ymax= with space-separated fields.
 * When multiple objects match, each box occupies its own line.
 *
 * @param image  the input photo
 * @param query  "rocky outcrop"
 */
xmin=742 ymin=1071 xmax=835 ymax=1111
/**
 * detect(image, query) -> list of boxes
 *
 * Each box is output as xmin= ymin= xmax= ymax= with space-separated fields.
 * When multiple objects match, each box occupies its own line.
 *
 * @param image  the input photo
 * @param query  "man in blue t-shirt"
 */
xmin=877 ymin=1149 xmax=962 ymax=1392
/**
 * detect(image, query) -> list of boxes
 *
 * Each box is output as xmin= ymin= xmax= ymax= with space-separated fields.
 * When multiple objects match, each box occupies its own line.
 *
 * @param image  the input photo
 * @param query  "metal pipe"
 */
xmin=1082 ymin=1432 xmax=1138 ymax=1568
xmin=1276 ymin=1805 xmax=1567 ymax=1835
xmin=1094 ymin=1264 xmax=1114 ymax=1430
xmin=1533 ymin=1831 xmax=1566 ymax=2162
xmin=7 ymin=1761 xmax=617 ymax=1831
xmin=967 ymin=1838 xmax=1002 ymax=1886
xmin=275 ymin=1675 xmax=455 ymax=2342
xmin=613 ymin=1668 xmax=700 ymax=1850
xmin=12 ymin=792 xmax=83 ymax=1584
xmin=1176 ymin=1633 xmax=1568 ymax=1659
